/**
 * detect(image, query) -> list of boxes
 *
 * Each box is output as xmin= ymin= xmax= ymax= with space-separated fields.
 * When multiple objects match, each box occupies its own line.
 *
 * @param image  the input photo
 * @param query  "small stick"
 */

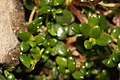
xmin=69 ymin=4 xmax=87 ymax=23
xmin=99 ymin=1 xmax=120 ymax=7
xmin=73 ymin=0 xmax=102 ymax=6
xmin=28 ymin=6 xmax=37 ymax=24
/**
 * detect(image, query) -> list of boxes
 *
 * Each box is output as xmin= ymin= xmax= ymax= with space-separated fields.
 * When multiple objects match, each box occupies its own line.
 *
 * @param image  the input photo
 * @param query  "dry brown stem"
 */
xmin=73 ymin=0 xmax=102 ymax=6
xmin=69 ymin=4 xmax=87 ymax=23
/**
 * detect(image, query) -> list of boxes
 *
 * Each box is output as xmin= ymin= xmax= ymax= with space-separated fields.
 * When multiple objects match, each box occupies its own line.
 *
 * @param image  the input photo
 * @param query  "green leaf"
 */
xmin=67 ymin=56 xmax=75 ymax=64
xmin=6 ymin=66 xmax=16 ymax=72
xmin=96 ymin=34 xmax=112 ymax=46
xmin=48 ymin=24 xmax=66 ymax=40
xmin=0 ymin=74 xmax=7 ymax=80
xmin=6 ymin=73 xmax=15 ymax=80
xmin=118 ymin=34 xmax=120 ymax=49
xmin=40 ymin=6 xmax=52 ymax=13
xmin=44 ymin=47 xmax=51 ymax=55
xmin=117 ymin=63 xmax=120 ymax=71
xmin=71 ymin=23 xmax=80 ymax=34
xmin=85 ymin=60 xmax=94 ymax=68
xmin=68 ymin=61 xmax=76 ymax=73
xmin=88 ymin=13 xmax=100 ymax=27
xmin=41 ymin=54 xmax=49 ymax=63
xmin=86 ymin=70 xmax=92 ymax=77
xmin=23 ymin=0 xmax=35 ymax=10
xmin=112 ymin=50 xmax=120 ymax=57
xmin=79 ymin=23 xmax=91 ymax=38
xmin=29 ymin=41 xmax=36 ymax=47
xmin=111 ymin=53 xmax=119 ymax=63
xmin=30 ymin=47 xmax=44 ymax=60
xmin=54 ymin=0 xmax=65 ymax=6
xmin=55 ymin=8 xmax=63 ymax=14
xmin=49 ymin=38 xmax=58 ymax=47
xmin=40 ymin=0 xmax=54 ymax=6
xmin=84 ymin=40 xmax=92 ymax=49
xmin=44 ymin=59 xmax=54 ymax=69
xmin=17 ymin=30 xmax=31 ymax=41
xmin=91 ymin=69 xmax=99 ymax=75
xmin=80 ymin=67 xmax=86 ymax=75
xmin=96 ymin=70 xmax=110 ymax=80
xmin=20 ymin=55 xmax=31 ymax=68
xmin=56 ymin=9 xmax=74 ymax=25
xmin=35 ymin=34 xmax=45 ymax=45
xmin=56 ymin=56 xmax=67 ymax=67
xmin=89 ymin=38 xmax=96 ymax=46
xmin=20 ymin=42 xmax=30 ymax=52
xmin=89 ymin=25 xmax=101 ymax=38
xmin=72 ymin=71 xmax=84 ymax=80
xmin=28 ymin=17 xmax=43 ymax=34
xmin=99 ymin=15 xmax=108 ymax=30
xmin=52 ymin=67 xmax=58 ymax=79
xmin=4 ymin=70 xmax=15 ymax=80
xmin=102 ymin=59 xmax=116 ymax=68
xmin=55 ymin=42 xmax=68 ymax=56
xmin=57 ymin=27 xmax=66 ymax=40
xmin=111 ymin=27 xmax=120 ymax=39
xmin=57 ymin=66 xmax=65 ymax=74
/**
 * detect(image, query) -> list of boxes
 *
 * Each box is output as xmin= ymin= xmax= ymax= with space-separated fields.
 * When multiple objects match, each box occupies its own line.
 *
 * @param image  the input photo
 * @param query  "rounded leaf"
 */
xmin=52 ymin=67 xmax=58 ymax=79
xmin=57 ymin=66 xmax=65 ymax=74
xmin=44 ymin=47 xmax=51 ymax=55
xmin=118 ymin=34 xmax=120 ymax=49
xmin=0 ymin=74 xmax=7 ymax=80
xmin=49 ymin=38 xmax=58 ymax=47
xmin=20 ymin=42 xmax=30 ymax=52
xmin=96 ymin=34 xmax=112 ymax=46
xmin=40 ymin=6 xmax=52 ymax=13
xmin=48 ymin=24 xmax=66 ymax=40
xmin=68 ymin=61 xmax=76 ymax=72
xmin=111 ymin=53 xmax=119 ymax=63
xmin=80 ymin=67 xmax=86 ymax=75
xmin=72 ymin=71 xmax=84 ymax=80
xmin=20 ymin=55 xmax=30 ymax=68
xmin=54 ymin=0 xmax=65 ymax=6
xmin=40 ymin=0 xmax=54 ymax=6
xmin=57 ymin=27 xmax=66 ymax=40
xmin=71 ymin=23 xmax=80 ymax=34
xmin=85 ymin=60 xmax=94 ymax=68
xmin=17 ymin=30 xmax=31 ymax=41
xmin=84 ymin=40 xmax=92 ymax=49
xmin=111 ymin=27 xmax=120 ymax=38
xmin=6 ymin=73 xmax=15 ymax=80
xmin=99 ymin=15 xmax=107 ymax=30
xmin=28 ymin=17 xmax=43 ymax=34
xmin=89 ymin=25 xmax=101 ymax=38
xmin=88 ymin=13 xmax=100 ymax=27
xmin=35 ymin=35 xmax=45 ymax=44
xmin=117 ymin=63 xmax=120 ymax=71
xmin=102 ymin=59 xmax=116 ymax=68
xmin=56 ymin=9 xmax=74 ymax=25
xmin=56 ymin=56 xmax=67 ymax=67
xmin=79 ymin=23 xmax=91 ymax=38
xmin=86 ymin=70 xmax=92 ymax=77
xmin=51 ymin=42 xmax=68 ymax=56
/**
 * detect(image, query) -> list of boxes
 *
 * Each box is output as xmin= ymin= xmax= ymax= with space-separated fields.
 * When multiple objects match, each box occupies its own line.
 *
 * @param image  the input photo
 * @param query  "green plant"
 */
xmin=0 ymin=0 xmax=120 ymax=80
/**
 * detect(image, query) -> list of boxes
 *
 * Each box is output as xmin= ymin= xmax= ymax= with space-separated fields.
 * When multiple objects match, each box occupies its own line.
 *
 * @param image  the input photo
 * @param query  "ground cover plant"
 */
xmin=0 ymin=0 xmax=120 ymax=80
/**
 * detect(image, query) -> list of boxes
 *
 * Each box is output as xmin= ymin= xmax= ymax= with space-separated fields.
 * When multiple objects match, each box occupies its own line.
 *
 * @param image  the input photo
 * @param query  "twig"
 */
xmin=99 ymin=1 xmax=120 ymax=7
xmin=28 ymin=6 xmax=37 ymax=24
xmin=73 ymin=0 xmax=102 ymax=6
xmin=69 ymin=5 xmax=87 ymax=23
